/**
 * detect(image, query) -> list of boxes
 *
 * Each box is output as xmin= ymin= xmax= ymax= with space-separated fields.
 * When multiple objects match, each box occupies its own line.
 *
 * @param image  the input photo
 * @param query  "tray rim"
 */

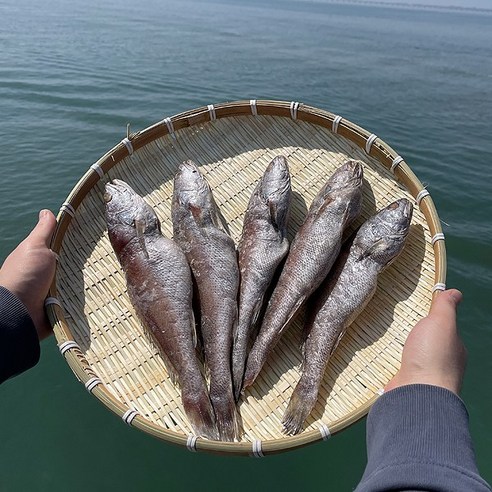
xmin=47 ymin=99 xmax=447 ymax=456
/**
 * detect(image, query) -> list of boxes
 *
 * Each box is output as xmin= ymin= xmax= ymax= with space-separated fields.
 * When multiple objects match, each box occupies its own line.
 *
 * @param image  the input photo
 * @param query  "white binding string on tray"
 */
xmin=250 ymin=99 xmax=258 ymax=116
xmin=391 ymin=156 xmax=404 ymax=173
xmin=290 ymin=101 xmax=300 ymax=120
xmin=122 ymin=409 xmax=139 ymax=426
xmin=45 ymin=297 xmax=62 ymax=308
xmin=60 ymin=202 xmax=75 ymax=218
xmin=431 ymin=233 xmax=445 ymax=246
xmin=416 ymin=189 xmax=430 ymax=206
xmin=332 ymin=115 xmax=342 ymax=133
xmin=58 ymin=340 xmax=80 ymax=356
xmin=252 ymin=440 xmax=264 ymax=458
xmin=186 ymin=435 xmax=198 ymax=452
xmin=365 ymin=133 xmax=378 ymax=154
xmin=319 ymin=424 xmax=331 ymax=441
xmin=90 ymin=163 xmax=104 ymax=178
xmin=207 ymin=104 xmax=216 ymax=121
xmin=121 ymin=137 xmax=134 ymax=155
xmin=164 ymin=117 xmax=176 ymax=139
xmin=433 ymin=283 xmax=446 ymax=293
xmin=85 ymin=377 xmax=102 ymax=393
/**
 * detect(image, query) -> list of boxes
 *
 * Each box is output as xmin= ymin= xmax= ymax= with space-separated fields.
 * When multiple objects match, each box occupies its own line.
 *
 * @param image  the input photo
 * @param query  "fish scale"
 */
xmin=282 ymin=198 xmax=413 ymax=435
xmin=242 ymin=160 xmax=364 ymax=392
xmin=172 ymin=161 xmax=240 ymax=442
xmin=232 ymin=155 xmax=292 ymax=400
xmin=104 ymin=179 xmax=219 ymax=440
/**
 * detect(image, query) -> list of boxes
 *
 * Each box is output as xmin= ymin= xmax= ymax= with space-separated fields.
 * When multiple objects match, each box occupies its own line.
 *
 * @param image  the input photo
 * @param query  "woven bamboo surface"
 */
xmin=48 ymin=100 xmax=446 ymax=455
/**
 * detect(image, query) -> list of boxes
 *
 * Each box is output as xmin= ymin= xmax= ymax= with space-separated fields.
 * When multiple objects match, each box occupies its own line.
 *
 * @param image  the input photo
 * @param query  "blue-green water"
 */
xmin=1 ymin=0 xmax=491 ymax=490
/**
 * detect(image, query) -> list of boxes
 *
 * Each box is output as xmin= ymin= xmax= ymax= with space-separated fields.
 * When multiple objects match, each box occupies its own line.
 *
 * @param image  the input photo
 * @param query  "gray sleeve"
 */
xmin=0 ymin=285 xmax=40 ymax=383
xmin=355 ymin=384 xmax=491 ymax=492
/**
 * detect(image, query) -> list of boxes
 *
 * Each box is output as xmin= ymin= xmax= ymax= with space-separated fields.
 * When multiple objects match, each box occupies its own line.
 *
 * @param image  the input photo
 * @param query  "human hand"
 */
xmin=0 ymin=210 xmax=57 ymax=341
xmin=385 ymin=289 xmax=466 ymax=395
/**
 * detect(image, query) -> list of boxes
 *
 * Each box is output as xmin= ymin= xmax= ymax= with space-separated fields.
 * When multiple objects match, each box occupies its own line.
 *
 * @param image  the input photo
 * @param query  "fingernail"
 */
xmin=39 ymin=209 xmax=48 ymax=220
xmin=449 ymin=289 xmax=463 ymax=305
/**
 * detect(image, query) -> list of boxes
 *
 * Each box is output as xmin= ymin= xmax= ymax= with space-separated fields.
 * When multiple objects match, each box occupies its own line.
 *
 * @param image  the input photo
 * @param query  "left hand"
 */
xmin=0 ymin=210 xmax=57 ymax=340
xmin=385 ymin=289 xmax=466 ymax=395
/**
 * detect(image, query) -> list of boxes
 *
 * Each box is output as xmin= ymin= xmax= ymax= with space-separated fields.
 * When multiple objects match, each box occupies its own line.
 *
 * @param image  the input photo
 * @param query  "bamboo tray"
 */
xmin=47 ymin=100 xmax=446 ymax=456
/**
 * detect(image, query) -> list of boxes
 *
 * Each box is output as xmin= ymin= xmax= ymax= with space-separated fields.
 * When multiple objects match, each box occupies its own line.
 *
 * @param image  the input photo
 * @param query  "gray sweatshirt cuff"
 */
xmin=356 ymin=384 xmax=491 ymax=492
xmin=0 ymin=285 xmax=40 ymax=383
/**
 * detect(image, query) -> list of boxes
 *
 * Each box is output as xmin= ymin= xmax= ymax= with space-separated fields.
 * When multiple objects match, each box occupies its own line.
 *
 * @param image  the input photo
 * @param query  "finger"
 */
xmin=27 ymin=210 xmax=57 ymax=248
xmin=428 ymin=288 xmax=462 ymax=327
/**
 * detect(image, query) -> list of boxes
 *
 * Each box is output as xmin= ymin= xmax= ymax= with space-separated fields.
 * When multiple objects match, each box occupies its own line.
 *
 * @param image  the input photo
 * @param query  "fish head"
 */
xmin=357 ymin=198 xmax=413 ymax=269
xmin=311 ymin=160 xmax=364 ymax=223
xmin=320 ymin=160 xmax=364 ymax=225
xmin=260 ymin=155 xmax=291 ymax=201
xmin=328 ymin=160 xmax=364 ymax=193
xmin=173 ymin=160 xmax=213 ymax=210
xmin=104 ymin=179 xmax=161 ymax=251
xmin=173 ymin=160 xmax=225 ymax=229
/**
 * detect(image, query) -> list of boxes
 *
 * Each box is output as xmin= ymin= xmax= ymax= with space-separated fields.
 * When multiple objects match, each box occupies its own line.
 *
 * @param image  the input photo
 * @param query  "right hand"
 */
xmin=385 ymin=289 xmax=466 ymax=395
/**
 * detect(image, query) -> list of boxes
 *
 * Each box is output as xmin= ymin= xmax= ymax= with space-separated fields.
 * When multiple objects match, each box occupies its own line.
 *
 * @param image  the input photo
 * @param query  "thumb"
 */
xmin=428 ymin=289 xmax=462 ymax=328
xmin=27 ymin=210 xmax=57 ymax=248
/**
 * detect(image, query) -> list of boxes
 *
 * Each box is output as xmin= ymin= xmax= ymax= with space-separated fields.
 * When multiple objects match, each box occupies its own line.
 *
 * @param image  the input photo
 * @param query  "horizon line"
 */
xmin=310 ymin=0 xmax=492 ymax=14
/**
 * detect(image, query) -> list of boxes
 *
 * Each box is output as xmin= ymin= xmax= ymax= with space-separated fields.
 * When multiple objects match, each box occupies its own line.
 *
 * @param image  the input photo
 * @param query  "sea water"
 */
xmin=1 ymin=0 xmax=491 ymax=489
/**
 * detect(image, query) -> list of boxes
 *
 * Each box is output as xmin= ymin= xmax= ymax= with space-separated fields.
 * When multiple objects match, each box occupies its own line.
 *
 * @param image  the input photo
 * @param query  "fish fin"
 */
xmin=134 ymin=218 xmax=149 ymax=259
xmin=282 ymin=378 xmax=318 ymax=436
xmin=358 ymin=238 xmax=388 ymax=262
xmin=181 ymin=383 xmax=219 ymax=440
xmin=232 ymin=340 xmax=246 ymax=402
xmin=202 ymin=358 xmax=211 ymax=383
xmin=341 ymin=201 xmax=352 ymax=224
xmin=190 ymin=310 xmax=198 ymax=349
xmin=309 ymin=183 xmax=332 ymax=214
xmin=212 ymin=393 xmax=241 ymax=441
xmin=157 ymin=348 xmax=180 ymax=387
xmin=313 ymin=195 xmax=334 ymax=217
xmin=330 ymin=327 xmax=348 ymax=356
xmin=195 ymin=332 xmax=208 ymax=380
xmin=281 ymin=296 xmax=307 ymax=336
xmin=268 ymin=199 xmax=279 ymax=231
xmin=243 ymin=295 xmax=305 ymax=391
xmin=250 ymin=296 xmax=265 ymax=329
xmin=300 ymin=322 xmax=312 ymax=362
xmin=232 ymin=301 xmax=262 ymax=401
xmin=211 ymin=196 xmax=231 ymax=235
xmin=188 ymin=204 xmax=203 ymax=222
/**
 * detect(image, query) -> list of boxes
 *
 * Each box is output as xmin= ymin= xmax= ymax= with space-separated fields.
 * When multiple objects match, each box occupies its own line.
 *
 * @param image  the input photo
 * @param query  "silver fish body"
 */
xmin=282 ymin=198 xmax=413 ymax=435
xmin=242 ymin=160 xmax=364 ymax=390
xmin=104 ymin=179 xmax=219 ymax=440
xmin=172 ymin=161 xmax=240 ymax=442
xmin=232 ymin=156 xmax=292 ymax=400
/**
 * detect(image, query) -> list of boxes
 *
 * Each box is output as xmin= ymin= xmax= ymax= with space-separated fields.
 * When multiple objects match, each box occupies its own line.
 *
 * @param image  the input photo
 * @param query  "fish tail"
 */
xmin=181 ymin=386 xmax=220 ymax=441
xmin=210 ymin=391 xmax=240 ymax=442
xmin=282 ymin=377 xmax=318 ymax=436
xmin=243 ymin=292 xmax=308 ymax=391
xmin=241 ymin=344 xmax=265 ymax=391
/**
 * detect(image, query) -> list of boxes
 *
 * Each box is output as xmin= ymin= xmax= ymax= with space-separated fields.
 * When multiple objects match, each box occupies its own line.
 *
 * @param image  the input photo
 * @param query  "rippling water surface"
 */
xmin=1 ymin=0 xmax=491 ymax=489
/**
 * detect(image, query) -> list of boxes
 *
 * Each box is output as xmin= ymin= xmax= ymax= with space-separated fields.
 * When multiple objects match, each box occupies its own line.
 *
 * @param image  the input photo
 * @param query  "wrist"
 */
xmin=385 ymin=371 xmax=461 ymax=395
